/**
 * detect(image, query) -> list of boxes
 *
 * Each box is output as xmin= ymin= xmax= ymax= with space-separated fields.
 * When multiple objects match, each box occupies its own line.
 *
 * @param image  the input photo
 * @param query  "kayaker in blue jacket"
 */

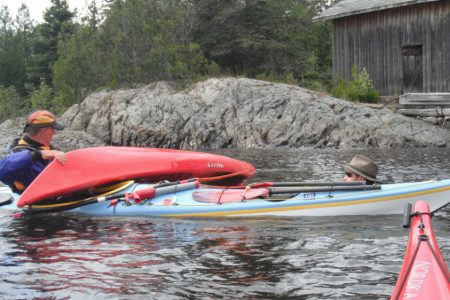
xmin=0 ymin=110 xmax=67 ymax=194
xmin=343 ymin=155 xmax=380 ymax=185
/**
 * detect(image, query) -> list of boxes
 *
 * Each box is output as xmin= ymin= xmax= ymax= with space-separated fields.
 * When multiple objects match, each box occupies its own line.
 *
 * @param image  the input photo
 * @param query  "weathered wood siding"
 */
xmin=332 ymin=1 xmax=450 ymax=96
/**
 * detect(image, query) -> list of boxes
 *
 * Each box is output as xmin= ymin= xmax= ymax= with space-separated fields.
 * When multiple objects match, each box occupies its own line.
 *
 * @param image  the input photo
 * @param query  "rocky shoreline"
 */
xmin=1 ymin=78 xmax=449 ymax=155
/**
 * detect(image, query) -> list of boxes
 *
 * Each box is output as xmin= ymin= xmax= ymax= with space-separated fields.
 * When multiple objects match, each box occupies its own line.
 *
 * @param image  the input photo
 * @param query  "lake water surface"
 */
xmin=0 ymin=148 xmax=449 ymax=299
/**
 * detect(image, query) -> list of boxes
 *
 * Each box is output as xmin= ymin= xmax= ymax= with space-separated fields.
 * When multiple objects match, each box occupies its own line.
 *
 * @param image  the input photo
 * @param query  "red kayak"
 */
xmin=18 ymin=147 xmax=255 ymax=207
xmin=391 ymin=201 xmax=450 ymax=300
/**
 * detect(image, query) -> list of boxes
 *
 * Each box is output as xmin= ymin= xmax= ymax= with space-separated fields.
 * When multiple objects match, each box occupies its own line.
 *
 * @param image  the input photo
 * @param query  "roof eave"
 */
xmin=314 ymin=0 xmax=440 ymax=21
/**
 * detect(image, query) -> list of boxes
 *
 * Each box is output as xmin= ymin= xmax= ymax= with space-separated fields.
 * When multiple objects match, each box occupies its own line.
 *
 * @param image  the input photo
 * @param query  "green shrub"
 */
xmin=301 ymin=79 xmax=328 ymax=92
xmin=30 ymin=79 xmax=65 ymax=113
xmin=0 ymin=86 xmax=29 ymax=123
xmin=332 ymin=66 xmax=379 ymax=103
xmin=256 ymin=72 xmax=298 ymax=85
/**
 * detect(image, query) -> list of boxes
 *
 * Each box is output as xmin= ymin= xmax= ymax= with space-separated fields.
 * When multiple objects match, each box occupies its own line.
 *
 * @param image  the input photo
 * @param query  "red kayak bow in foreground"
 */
xmin=391 ymin=201 xmax=450 ymax=300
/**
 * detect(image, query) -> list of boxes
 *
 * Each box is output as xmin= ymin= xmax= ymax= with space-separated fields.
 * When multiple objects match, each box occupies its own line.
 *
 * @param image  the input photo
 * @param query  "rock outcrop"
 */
xmin=1 ymin=78 xmax=449 ymax=154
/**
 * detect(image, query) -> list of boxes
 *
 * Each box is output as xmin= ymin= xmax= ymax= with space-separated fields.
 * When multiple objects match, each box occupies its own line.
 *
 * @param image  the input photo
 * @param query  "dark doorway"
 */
xmin=401 ymin=45 xmax=423 ymax=93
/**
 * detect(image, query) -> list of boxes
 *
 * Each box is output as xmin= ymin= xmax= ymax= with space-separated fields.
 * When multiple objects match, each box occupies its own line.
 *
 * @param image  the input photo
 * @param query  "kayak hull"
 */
xmin=17 ymin=147 xmax=255 ymax=207
xmin=62 ymin=179 xmax=450 ymax=217
xmin=390 ymin=201 xmax=450 ymax=300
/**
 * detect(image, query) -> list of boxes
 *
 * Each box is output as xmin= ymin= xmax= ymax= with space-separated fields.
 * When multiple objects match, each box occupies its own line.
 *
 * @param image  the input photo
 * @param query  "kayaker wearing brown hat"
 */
xmin=344 ymin=155 xmax=380 ymax=185
xmin=0 ymin=110 xmax=67 ymax=193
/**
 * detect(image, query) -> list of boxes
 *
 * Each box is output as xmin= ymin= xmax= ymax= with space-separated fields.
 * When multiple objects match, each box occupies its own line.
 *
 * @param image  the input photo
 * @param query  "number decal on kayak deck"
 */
xmin=302 ymin=192 xmax=315 ymax=200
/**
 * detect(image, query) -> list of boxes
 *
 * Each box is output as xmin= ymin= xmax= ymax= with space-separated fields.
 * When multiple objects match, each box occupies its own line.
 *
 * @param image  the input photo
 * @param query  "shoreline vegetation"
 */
xmin=1 ymin=1 xmax=448 ymax=153
xmin=0 ymin=0 xmax=344 ymax=123
xmin=2 ymin=77 xmax=449 ymax=154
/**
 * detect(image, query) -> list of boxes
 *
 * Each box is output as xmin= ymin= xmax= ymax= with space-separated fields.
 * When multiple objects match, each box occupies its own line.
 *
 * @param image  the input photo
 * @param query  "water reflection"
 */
xmin=0 ymin=148 xmax=449 ymax=299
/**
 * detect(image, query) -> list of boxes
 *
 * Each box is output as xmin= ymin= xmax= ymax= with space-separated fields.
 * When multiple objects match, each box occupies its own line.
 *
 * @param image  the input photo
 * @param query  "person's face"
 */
xmin=344 ymin=171 xmax=365 ymax=182
xmin=39 ymin=127 xmax=56 ymax=145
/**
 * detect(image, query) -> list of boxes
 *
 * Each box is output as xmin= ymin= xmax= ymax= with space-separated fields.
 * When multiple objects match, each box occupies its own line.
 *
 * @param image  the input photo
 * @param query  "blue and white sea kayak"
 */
xmin=32 ymin=179 xmax=450 ymax=217
xmin=3 ymin=179 xmax=450 ymax=217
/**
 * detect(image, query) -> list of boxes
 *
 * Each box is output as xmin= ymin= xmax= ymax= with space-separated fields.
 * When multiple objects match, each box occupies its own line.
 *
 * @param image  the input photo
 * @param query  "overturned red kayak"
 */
xmin=18 ymin=147 xmax=255 ymax=207
xmin=391 ymin=201 xmax=450 ymax=300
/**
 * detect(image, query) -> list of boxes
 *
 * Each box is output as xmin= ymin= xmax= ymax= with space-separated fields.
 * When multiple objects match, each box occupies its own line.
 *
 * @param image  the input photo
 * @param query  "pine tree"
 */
xmin=28 ymin=0 xmax=75 ymax=87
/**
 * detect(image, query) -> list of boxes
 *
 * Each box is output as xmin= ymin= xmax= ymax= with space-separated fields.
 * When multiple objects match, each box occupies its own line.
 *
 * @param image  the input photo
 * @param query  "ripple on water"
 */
xmin=0 ymin=148 xmax=449 ymax=299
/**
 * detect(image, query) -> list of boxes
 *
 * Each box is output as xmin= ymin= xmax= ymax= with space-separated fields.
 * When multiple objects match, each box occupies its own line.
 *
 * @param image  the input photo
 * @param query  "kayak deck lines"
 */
xmin=53 ymin=179 xmax=450 ymax=217
xmin=3 ymin=173 xmax=450 ymax=217
xmin=391 ymin=201 xmax=450 ymax=300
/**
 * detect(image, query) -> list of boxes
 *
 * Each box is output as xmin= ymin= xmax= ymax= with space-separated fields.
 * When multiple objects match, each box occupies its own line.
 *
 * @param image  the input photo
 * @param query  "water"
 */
xmin=0 ymin=148 xmax=449 ymax=299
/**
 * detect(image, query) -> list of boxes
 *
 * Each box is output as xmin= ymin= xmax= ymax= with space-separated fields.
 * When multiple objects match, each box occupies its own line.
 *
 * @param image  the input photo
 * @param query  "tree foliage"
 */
xmin=191 ymin=0 xmax=331 ymax=86
xmin=28 ymin=0 xmax=75 ymax=87
xmin=0 ymin=0 xmax=334 ymax=119
xmin=0 ymin=5 xmax=33 ymax=95
xmin=0 ymin=85 xmax=28 ymax=123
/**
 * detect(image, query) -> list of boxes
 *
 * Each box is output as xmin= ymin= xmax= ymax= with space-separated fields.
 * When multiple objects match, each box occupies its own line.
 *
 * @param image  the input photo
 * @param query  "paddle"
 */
xmin=250 ymin=181 xmax=369 ymax=188
xmin=269 ymin=184 xmax=381 ymax=194
xmin=127 ymin=180 xmax=199 ymax=203
xmin=28 ymin=180 xmax=200 ymax=211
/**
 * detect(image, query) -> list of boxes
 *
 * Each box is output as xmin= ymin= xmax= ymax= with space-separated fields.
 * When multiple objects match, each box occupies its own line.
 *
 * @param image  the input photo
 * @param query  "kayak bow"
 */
xmin=391 ymin=201 xmax=450 ymax=300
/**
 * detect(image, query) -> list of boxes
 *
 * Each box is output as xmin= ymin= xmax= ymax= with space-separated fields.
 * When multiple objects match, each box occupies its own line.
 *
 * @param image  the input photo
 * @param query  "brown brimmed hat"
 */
xmin=23 ymin=110 xmax=65 ymax=132
xmin=345 ymin=155 xmax=379 ymax=182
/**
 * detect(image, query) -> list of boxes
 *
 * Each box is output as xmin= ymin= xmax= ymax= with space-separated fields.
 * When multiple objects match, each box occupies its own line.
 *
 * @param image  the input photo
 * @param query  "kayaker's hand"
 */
xmin=41 ymin=150 xmax=67 ymax=164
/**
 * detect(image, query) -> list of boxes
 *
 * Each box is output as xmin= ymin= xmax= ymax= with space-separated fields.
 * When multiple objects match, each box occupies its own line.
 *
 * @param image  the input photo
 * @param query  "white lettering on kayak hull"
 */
xmin=402 ymin=261 xmax=431 ymax=299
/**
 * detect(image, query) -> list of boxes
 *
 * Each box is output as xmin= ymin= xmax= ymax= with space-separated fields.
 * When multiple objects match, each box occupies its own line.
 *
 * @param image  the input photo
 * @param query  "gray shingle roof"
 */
xmin=314 ymin=0 xmax=440 ymax=20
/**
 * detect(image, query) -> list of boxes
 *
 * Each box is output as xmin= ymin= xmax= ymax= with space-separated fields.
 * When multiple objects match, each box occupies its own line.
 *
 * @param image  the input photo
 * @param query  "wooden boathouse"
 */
xmin=315 ymin=0 xmax=450 ymax=96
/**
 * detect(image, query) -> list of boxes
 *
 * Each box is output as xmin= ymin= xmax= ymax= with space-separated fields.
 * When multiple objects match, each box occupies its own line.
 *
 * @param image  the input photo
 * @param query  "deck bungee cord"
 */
xmin=394 ymin=213 xmax=449 ymax=299
xmin=192 ymin=183 xmax=381 ymax=203
xmin=6 ymin=178 xmax=450 ymax=219
xmin=16 ymin=177 xmax=382 ymax=212
xmin=18 ymin=170 xmax=250 ymax=213
xmin=24 ymin=180 xmax=200 ymax=212
xmin=24 ymin=180 xmax=136 ymax=211
xmin=391 ymin=201 xmax=450 ymax=300
xmin=430 ymin=200 xmax=450 ymax=215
